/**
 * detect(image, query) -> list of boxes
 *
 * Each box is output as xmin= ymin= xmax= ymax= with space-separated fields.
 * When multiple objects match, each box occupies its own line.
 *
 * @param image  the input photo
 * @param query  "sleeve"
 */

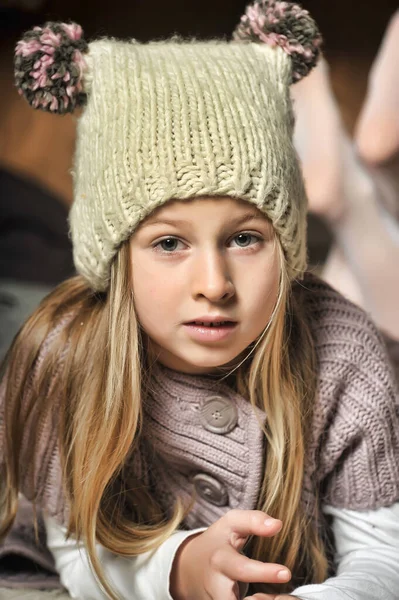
xmin=0 ymin=315 xmax=71 ymax=522
xmin=292 ymin=502 xmax=399 ymax=600
xmin=309 ymin=288 xmax=399 ymax=510
xmin=44 ymin=514 xmax=206 ymax=600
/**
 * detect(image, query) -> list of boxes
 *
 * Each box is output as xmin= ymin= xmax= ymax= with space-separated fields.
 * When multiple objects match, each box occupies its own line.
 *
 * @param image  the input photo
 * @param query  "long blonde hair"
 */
xmin=240 ymin=260 xmax=329 ymax=593
xmin=0 ymin=240 xmax=327 ymax=598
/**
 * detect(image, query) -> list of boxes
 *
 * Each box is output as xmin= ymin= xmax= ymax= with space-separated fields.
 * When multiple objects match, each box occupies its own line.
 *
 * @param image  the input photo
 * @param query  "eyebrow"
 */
xmin=143 ymin=211 xmax=267 ymax=229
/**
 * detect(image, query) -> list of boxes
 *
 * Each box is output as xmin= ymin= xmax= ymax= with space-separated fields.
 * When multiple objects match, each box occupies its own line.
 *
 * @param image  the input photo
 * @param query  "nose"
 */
xmin=191 ymin=249 xmax=235 ymax=303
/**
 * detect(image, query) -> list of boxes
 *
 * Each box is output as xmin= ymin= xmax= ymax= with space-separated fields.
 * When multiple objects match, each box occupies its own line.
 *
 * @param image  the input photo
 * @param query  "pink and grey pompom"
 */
xmin=14 ymin=22 xmax=88 ymax=114
xmin=233 ymin=0 xmax=322 ymax=83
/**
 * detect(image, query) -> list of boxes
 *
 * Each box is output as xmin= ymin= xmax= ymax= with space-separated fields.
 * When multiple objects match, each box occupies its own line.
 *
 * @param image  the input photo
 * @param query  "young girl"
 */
xmin=1 ymin=2 xmax=399 ymax=599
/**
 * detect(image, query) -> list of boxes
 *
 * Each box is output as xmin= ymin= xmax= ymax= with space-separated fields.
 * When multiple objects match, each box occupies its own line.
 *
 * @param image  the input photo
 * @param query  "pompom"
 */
xmin=14 ymin=22 xmax=89 ymax=114
xmin=233 ymin=0 xmax=322 ymax=83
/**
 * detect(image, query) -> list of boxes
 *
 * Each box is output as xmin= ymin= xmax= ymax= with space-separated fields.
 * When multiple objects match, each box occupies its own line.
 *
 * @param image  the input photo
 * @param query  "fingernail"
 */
xmin=264 ymin=517 xmax=277 ymax=526
xmin=277 ymin=568 xmax=291 ymax=581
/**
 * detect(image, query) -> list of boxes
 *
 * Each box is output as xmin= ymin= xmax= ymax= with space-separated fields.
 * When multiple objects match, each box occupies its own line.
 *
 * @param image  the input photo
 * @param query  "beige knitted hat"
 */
xmin=15 ymin=1 xmax=322 ymax=291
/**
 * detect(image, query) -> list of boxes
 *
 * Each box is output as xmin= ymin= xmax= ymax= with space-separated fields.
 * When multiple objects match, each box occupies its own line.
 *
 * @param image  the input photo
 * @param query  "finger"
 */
xmin=355 ymin=11 xmax=399 ymax=163
xmin=221 ymin=510 xmax=283 ymax=545
xmin=212 ymin=544 xmax=291 ymax=585
xmin=206 ymin=575 xmax=243 ymax=600
xmin=245 ymin=596 xmax=292 ymax=599
xmin=244 ymin=596 xmax=276 ymax=599
xmin=244 ymin=596 xmax=276 ymax=600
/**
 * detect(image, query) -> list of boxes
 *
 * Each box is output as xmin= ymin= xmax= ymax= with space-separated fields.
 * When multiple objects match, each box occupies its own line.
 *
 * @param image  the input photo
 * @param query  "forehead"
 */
xmin=142 ymin=196 xmax=267 ymax=225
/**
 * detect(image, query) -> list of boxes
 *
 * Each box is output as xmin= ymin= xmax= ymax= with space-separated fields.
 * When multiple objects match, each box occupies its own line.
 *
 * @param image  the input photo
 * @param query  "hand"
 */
xmin=244 ymin=595 xmax=293 ymax=599
xmin=170 ymin=509 xmax=291 ymax=600
xmin=245 ymin=595 xmax=293 ymax=599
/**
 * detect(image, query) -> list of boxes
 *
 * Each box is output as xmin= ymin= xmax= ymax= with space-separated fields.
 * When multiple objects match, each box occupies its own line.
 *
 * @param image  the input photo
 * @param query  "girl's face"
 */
xmin=130 ymin=197 xmax=280 ymax=374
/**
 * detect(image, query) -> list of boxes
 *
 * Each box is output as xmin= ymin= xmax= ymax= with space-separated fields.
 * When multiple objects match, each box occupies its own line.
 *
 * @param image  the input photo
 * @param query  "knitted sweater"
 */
xmin=1 ymin=276 xmax=399 ymax=545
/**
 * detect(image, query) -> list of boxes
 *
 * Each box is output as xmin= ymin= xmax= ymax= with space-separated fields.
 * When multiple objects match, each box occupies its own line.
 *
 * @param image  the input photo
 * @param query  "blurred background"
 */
xmin=0 ymin=0 xmax=398 ymax=357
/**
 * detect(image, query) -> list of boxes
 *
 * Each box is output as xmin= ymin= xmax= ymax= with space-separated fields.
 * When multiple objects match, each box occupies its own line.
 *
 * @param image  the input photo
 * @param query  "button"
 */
xmin=192 ymin=473 xmax=228 ymax=506
xmin=199 ymin=396 xmax=238 ymax=434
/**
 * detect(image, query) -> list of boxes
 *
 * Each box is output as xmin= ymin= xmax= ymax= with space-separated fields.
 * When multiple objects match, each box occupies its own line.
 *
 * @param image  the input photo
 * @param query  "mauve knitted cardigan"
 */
xmin=1 ymin=276 xmax=399 ymax=533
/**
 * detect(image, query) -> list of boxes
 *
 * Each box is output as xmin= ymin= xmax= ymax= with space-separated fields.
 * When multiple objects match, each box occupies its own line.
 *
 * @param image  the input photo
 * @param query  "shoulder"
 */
xmin=0 ymin=297 xmax=80 ymax=521
xmin=297 ymin=275 xmax=399 ymax=509
xmin=297 ymin=273 xmax=396 ymax=394
xmin=298 ymin=272 xmax=382 ymax=343
xmin=1 ymin=277 xmax=87 ymax=392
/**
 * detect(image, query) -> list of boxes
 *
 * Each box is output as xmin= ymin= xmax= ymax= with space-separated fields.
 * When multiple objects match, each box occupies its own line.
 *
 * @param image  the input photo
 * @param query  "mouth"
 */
xmin=183 ymin=319 xmax=238 ymax=342
xmin=185 ymin=320 xmax=237 ymax=327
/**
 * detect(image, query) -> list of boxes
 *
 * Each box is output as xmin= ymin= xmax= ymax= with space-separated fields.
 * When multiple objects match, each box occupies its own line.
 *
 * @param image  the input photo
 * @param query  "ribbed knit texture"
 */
xmin=69 ymin=40 xmax=307 ymax=290
xmin=1 ymin=277 xmax=398 ymax=531
xmin=139 ymin=364 xmax=266 ymax=528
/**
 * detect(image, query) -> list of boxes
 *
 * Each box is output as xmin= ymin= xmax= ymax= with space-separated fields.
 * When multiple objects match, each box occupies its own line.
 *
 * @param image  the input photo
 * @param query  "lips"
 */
xmin=189 ymin=320 xmax=234 ymax=327
xmin=183 ymin=320 xmax=238 ymax=342
xmin=186 ymin=317 xmax=237 ymax=328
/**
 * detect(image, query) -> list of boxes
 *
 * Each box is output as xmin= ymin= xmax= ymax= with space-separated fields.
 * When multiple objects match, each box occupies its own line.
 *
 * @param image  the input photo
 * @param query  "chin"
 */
xmin=151 ymin=339 xmax=247 ymax=374
xmin=175 ymin=349 xmax=243 ymax=373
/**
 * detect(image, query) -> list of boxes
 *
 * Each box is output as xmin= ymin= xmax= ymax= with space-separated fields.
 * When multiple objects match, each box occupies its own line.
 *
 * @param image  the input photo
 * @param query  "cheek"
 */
xmin=132 ymin=276 xmax=158 ymax=316
xmin=130 ymin=256 xmax=156 ymax=320
xmin=244 ymin=256 xmax=280 ymax=321
xmin=131 ymin=260 xmax=178 ymax=324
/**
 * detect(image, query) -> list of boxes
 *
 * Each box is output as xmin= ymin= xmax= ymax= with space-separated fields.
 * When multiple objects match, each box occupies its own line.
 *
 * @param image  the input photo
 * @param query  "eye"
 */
xmin=230 ymin=233 xmax=261 ymax=248
xmin=153 ymin=237 xmax=184 ymax=253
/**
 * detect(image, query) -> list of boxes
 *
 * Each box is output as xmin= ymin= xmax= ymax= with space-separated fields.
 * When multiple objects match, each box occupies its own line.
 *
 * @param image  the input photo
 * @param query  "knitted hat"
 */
xmin=14 ymin=1 xmax=322 ymax=291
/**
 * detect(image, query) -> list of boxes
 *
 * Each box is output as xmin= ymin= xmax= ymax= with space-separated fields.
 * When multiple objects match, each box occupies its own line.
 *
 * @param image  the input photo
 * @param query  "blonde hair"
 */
xmin=0 ymin=240 xmax=327 ymax=598
xmin=239 ymin=255 xmax=328 ymax=593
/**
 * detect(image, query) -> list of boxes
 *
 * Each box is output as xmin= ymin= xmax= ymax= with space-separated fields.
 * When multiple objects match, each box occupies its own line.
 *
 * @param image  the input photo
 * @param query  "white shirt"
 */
xmin=44 ymin=502 xmax=399 ymax=599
